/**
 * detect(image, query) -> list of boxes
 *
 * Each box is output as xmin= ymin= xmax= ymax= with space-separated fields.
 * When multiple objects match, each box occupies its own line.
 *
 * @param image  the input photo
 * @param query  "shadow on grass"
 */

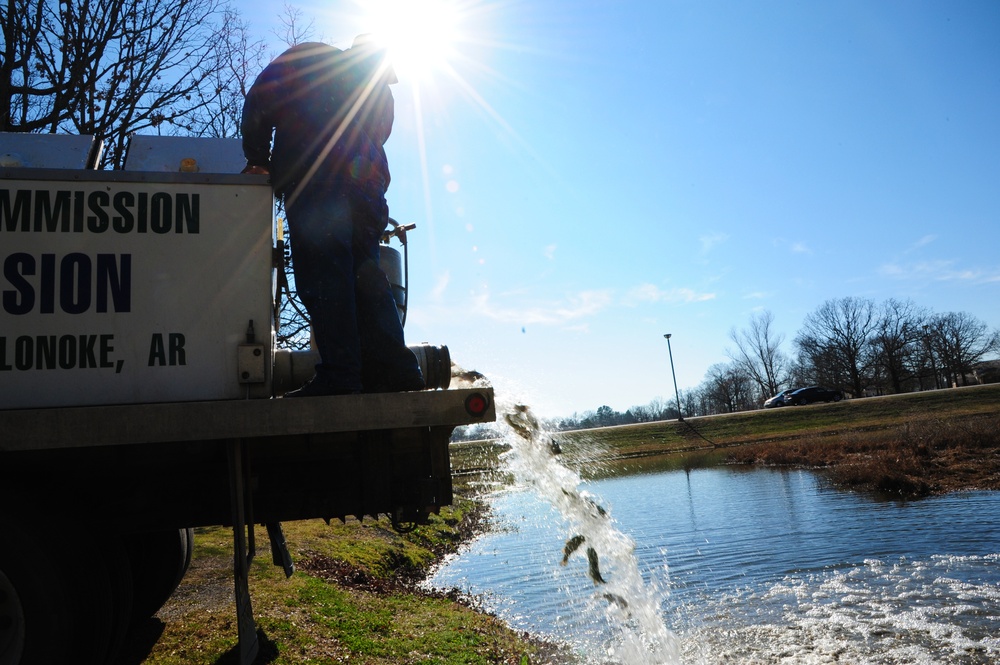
xmin=118 ymin=620 xmax=279 ymax=665
xmin=214 ymin=630 xmax=279 ymax=665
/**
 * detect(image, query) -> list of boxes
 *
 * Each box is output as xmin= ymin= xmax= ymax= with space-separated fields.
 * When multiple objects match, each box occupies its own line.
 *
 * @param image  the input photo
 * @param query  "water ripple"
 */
xmin=428 ymin=466 xmax=1000 ymax=664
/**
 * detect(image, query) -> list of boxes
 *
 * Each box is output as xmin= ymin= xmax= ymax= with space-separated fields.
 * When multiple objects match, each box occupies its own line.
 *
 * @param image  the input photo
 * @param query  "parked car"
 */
xmin=786 ymin=386 xmax=843 ymax=405
xmin=763 ymin=389 xmax=797 ymax=408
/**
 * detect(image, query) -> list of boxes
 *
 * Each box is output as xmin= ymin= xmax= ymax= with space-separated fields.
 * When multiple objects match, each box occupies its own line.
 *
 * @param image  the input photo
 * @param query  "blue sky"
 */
xmin=262 ymin=0 xmax=999 ymax=417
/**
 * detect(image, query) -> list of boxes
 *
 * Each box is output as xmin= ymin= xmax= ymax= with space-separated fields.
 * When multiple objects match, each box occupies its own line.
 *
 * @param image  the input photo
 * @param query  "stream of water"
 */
xmin=427 ymin=406 xmax=1000 ymax=664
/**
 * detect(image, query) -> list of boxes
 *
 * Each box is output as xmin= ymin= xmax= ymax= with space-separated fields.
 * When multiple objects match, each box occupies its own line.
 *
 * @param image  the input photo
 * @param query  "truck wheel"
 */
xmin=124 ymin=528 xmax=194 ymax=625
xmin=0 ymin=517 xmax=115 ymax=665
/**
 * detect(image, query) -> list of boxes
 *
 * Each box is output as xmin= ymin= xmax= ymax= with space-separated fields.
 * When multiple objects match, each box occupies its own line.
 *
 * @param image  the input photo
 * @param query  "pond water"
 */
xmin=426 ymin=467 xmax=1000 ymax=664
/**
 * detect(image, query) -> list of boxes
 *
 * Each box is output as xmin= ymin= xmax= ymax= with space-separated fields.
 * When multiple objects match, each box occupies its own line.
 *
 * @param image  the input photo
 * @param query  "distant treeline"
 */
xmin=451 ymin=297 xmax=999 ymax=440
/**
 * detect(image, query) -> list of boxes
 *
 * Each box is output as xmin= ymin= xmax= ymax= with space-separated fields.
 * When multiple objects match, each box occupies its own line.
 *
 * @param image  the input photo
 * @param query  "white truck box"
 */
xmin=1 ymin=169 xmax=274 ymax=408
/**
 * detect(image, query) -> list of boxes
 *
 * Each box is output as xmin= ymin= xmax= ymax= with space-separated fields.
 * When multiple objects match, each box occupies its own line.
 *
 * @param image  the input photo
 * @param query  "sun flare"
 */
xmin=362 ymin=0 xmax=462 ymax=80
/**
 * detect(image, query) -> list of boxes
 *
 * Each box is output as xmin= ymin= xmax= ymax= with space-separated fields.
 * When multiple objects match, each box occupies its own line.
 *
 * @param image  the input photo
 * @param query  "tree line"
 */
xmin=644 ymin=298 xmax=996 ymax=423
xmin=724 ymin=298 xmax=999 ymax=405
xmin=452 ymin=298 xmax=999 ymax=440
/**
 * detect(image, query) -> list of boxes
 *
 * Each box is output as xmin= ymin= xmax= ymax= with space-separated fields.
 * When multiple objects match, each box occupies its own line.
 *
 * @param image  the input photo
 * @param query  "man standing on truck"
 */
xmin=241 ymin=37 xmax=424 ymax=397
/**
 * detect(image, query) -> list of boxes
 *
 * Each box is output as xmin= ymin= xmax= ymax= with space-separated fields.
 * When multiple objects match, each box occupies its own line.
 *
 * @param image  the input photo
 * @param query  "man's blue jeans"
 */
xmin=285 ymin=186 xmax=422 ymax=393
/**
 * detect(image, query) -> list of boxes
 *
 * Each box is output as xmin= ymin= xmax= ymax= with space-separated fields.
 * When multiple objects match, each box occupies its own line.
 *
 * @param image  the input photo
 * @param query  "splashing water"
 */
xmin=500 ymin=402 xmax=682 ymax=664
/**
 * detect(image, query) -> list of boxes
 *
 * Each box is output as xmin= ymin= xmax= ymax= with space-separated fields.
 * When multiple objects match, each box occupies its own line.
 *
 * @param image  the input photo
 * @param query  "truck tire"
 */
xmin=124 ymin=528 xmax=194 ymax=626
xmin=0 ymin=517 xmax=115 ymax=665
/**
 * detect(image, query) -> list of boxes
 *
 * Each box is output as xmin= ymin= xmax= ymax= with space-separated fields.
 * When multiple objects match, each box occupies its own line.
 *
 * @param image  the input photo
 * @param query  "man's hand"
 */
xmin=242 ymin=164 xmax=270 ymax=175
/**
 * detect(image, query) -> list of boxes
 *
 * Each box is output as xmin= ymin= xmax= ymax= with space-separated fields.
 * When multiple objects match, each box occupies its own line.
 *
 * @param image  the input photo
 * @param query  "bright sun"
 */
xmin=363 ymin=0 xmax=461 ymax=80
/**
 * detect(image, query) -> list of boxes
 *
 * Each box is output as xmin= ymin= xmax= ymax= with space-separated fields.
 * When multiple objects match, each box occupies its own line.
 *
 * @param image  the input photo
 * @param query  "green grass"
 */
xmin=578 ymin=384 xmax=998 ymax=449
xmin=288 ymin=576 xmax=530 ymax=664
xmin=139 ymin=499 xmax=561 ymax=665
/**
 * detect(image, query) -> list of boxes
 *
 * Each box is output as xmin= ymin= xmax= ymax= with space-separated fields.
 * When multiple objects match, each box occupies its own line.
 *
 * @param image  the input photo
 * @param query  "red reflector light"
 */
xmin=464 ymin=392 xmax=489 ymax=417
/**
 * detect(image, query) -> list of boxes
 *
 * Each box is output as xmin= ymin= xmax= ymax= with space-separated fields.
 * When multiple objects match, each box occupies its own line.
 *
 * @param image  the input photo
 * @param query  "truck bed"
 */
xmin=0 ymin=388 xmax=495 ymax=529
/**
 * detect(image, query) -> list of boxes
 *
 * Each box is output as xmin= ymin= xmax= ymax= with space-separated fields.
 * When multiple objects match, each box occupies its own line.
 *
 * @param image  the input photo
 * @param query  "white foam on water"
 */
xmin=673 ymin=553 xmax=1000 ymax=664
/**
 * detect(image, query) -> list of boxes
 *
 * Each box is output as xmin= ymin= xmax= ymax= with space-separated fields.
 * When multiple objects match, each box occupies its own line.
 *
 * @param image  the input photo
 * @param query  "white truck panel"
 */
xmin=1 ymin=173 xmax=274 ymax=408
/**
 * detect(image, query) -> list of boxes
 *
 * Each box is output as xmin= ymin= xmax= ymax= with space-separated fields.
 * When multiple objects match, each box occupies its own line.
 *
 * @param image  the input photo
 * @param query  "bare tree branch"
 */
xmin=727 ymin=310 xmax=789 ymax=400
xmin=794 ymin=297 xmax=878 ymax=397
xmin=2 ymin=0 xmax=238 ymax=167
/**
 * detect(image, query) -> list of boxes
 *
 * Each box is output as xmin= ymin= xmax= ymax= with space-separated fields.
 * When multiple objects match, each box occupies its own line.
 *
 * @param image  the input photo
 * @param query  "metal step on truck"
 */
xmin=0 ymin=133 xmax=495 ymax=665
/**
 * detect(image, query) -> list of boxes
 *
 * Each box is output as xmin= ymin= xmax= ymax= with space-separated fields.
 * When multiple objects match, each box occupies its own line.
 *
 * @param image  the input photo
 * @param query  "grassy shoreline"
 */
xmin=454 ymin=383 xmax=1000 ymax=491
xmin=134 ymin=384 xmax=1000 ymax=664
xmin=130 ymin=496 xmax=567 ymax=665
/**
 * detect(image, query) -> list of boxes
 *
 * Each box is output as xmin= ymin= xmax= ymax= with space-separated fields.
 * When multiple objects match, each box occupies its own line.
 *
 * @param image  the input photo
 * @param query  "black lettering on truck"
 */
xmin=0 ymin=189 xmax=199 ymax=234
xmin=148 ymin=333 xmax=186 ymax=366
xmin=2 ymin=253 xmax=131 ymax=315
xmin=0 ymin=334 xmax=115 ymax=371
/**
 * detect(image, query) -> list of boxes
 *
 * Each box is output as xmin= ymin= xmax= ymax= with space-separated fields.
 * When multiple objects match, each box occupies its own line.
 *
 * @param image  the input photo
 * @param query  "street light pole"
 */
xmin=664 ymin=333 xmax=682 ymax=421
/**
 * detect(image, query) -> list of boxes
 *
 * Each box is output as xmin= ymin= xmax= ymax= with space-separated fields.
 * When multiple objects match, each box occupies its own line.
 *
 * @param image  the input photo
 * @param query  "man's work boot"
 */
xmin=363 ymin=374 xmax=425 ymax=394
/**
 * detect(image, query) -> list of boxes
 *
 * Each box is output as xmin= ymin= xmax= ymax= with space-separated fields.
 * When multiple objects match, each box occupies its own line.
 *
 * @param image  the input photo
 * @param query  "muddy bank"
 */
xmin=724 ymin=414 xmax=1000 ymax=498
